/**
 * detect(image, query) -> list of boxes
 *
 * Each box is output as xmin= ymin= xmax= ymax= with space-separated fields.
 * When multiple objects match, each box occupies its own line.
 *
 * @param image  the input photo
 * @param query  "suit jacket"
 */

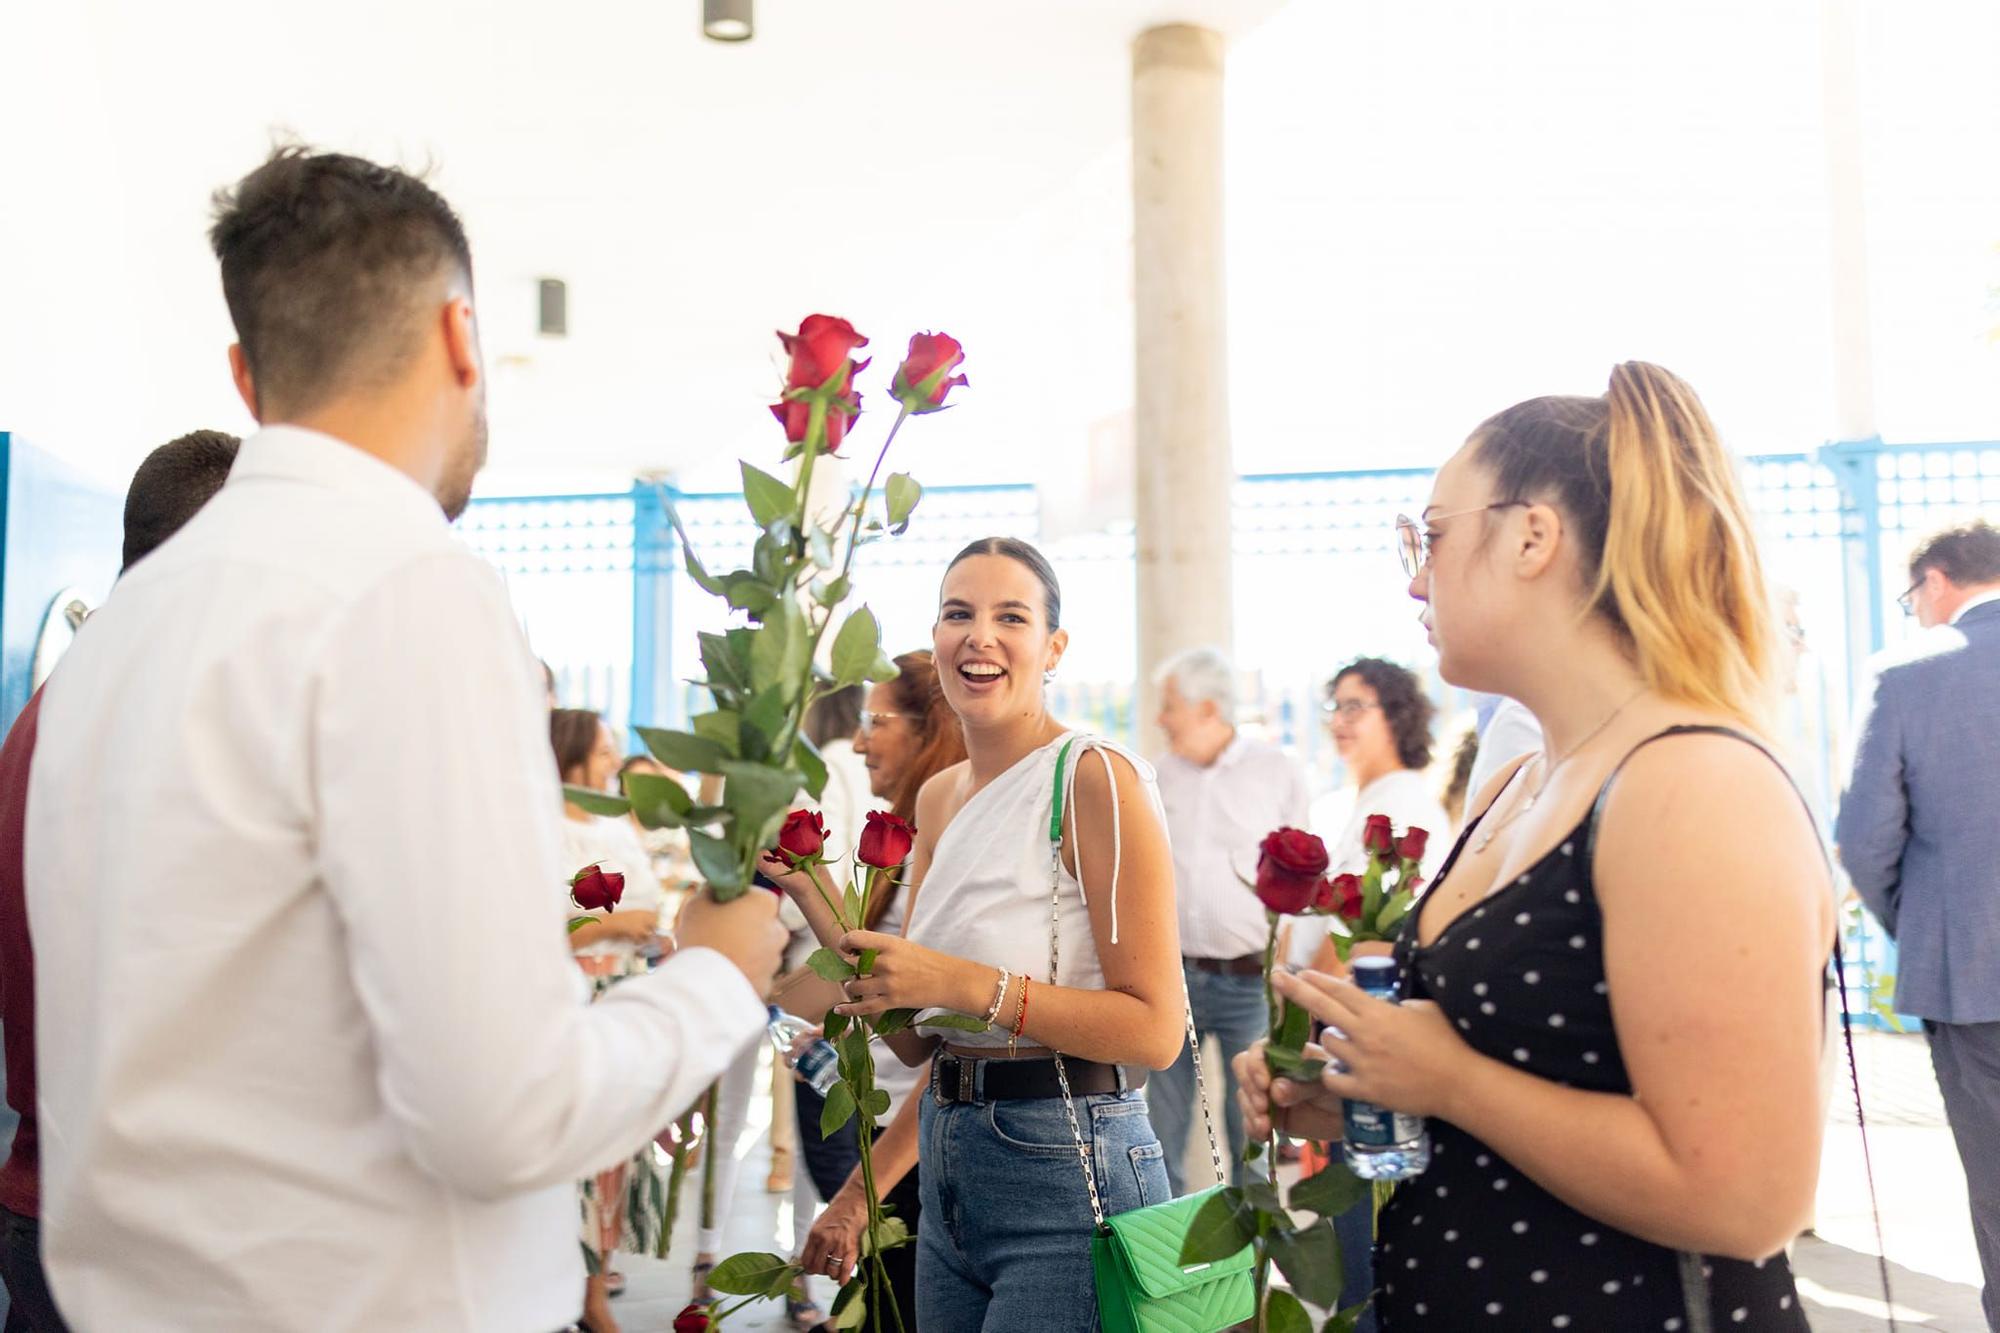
xmin=1837 ymin=598 xmax=2000 ymax=1022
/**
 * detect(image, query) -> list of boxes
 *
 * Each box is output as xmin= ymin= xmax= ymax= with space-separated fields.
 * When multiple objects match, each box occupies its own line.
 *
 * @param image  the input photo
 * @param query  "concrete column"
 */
xmin=1132 ymin=23 xmax=1233 ymax=754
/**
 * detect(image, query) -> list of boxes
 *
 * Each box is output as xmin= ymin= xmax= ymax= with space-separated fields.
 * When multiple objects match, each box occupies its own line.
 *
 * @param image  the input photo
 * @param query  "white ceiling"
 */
xmin=1 ymin=0 xmax=1287 ymax=493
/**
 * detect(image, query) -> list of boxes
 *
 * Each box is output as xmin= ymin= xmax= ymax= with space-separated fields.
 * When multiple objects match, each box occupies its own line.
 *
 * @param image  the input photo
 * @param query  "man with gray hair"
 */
xmin=1839 ymin=516 xmax=2000 ymax=1327
xmin=1149 ymin=647 xmax=1309 ymax=1194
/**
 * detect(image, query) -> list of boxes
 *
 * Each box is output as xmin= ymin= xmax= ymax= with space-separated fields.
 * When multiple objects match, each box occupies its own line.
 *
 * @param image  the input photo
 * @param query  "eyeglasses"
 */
xmin=1896 ymin=579 xmax=1923 ymax=618
xmin=1320 ymin=699 xmax=1382 ymax=718
xmin=858 ymin=709 xmax=906 ymax=733
xmin=1395 ymin=501 xmax=1532 ymax=579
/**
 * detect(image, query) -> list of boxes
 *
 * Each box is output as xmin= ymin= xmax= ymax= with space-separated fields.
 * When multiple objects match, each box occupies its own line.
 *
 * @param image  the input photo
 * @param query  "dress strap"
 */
xmin=1579 ymin=724 xmax=1824 ymax=867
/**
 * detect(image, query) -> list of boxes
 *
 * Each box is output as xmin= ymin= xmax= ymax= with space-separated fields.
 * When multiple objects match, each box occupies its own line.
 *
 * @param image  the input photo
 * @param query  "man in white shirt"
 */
xmin=24 ymin=148 xmax=785 ymax=1332
xmin=1148 ymin=648 xmax=1309 ymax=1194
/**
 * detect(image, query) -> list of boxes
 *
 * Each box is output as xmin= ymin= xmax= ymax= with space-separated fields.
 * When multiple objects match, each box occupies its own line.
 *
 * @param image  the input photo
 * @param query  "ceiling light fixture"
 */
xmin=702 ymin=0 xmax=752 ymax=42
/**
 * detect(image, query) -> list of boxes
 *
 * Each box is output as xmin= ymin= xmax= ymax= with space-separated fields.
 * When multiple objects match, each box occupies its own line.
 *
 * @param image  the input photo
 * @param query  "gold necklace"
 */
xmin=1472 ymin=687 xmax=1648 ymax=854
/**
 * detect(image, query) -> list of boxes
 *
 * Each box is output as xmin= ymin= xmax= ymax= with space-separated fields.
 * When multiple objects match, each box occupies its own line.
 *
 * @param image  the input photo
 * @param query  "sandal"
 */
xmin=603 ymin=1269 xmax=626 ymax=1298
xmin=785 ymin=1294 xmax=838 ymax=1331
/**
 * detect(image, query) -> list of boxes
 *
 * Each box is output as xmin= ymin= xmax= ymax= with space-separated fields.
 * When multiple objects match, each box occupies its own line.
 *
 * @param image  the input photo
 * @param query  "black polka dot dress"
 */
xmin=1378 ymin=770 xmax=1810 ymax=1331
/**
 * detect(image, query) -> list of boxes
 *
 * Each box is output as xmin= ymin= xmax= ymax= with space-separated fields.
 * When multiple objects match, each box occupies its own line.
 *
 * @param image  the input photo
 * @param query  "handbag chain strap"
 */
xmin=1044 ymin=737 xmax=1226 ymax=1234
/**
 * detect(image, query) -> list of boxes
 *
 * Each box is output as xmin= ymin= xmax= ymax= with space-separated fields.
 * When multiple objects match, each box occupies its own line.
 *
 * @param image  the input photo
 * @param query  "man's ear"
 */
xmin=228 ymin=344 xmax=260 ymax=421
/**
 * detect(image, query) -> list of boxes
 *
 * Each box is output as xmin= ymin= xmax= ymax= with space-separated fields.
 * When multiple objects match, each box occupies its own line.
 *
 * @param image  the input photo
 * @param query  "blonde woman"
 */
xmin=1239 ymin=365 xmax=1832 ymax=1329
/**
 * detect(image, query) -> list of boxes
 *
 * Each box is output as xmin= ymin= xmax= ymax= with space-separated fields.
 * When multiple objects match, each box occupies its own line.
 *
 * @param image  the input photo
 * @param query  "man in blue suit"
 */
xmin=1839 ymin=517 xmax=2000 ymax=1328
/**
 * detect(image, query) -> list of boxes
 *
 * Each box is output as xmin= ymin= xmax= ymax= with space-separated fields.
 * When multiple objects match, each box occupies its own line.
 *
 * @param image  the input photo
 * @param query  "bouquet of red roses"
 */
xmin=1318 ymin=814 xmax=1428 ymax=963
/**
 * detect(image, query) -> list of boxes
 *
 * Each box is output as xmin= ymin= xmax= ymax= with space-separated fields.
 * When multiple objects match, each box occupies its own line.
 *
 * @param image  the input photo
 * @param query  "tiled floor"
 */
xmin=597 ymin=1033 xmax=1985 ymax=1331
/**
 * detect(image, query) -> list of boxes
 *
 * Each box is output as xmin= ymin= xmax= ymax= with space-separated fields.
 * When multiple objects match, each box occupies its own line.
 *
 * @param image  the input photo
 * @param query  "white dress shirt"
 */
xmin=1467 ymin=696 xmax=1545 ymax=809
xmin=25 ymin=426 xmax=762 ymax=1332
xmin=1286 ymin=768 xmax=1452 ymax=969
xmin=1155 ymin=734 xmax=1311 ymax=960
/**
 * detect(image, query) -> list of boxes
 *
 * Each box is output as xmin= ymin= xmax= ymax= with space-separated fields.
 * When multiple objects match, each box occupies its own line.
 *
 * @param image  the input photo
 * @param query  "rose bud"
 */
xmin=1397 ymin=826 xmax=1429 ymax=863
xmin=1362 ymin=814 xmax=1395 ymax=856
xmin=777 ymin=809 xmax=828 ymax=864
xmin=673 ymin=1302 xmax=712 ymax=1333
xmin=890 ymin=332 xmax=968 ymax=414
xmin=779 ymin=314 xmax=868 ymax=390
xmin=856 ymin=810 xmax=917 ymax=869
xmin=1253 ymin=827 xmax=1330 ymax=916
xmin=1330 ymin=873 xmax=1365 ymax=921
xmin=569 ymin=862 xmax=625 ymax=913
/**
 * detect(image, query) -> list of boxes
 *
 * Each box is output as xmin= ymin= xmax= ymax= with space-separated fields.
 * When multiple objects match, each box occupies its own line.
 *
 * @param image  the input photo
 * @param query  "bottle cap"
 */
xmin=1352 ymin=956 xmax=1399 ymax=988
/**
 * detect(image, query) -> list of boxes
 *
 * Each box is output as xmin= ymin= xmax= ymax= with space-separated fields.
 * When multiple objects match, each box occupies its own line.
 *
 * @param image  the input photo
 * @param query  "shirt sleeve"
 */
xmin=1835 ymin=666 xmax=1909 ymax=936
xmin=311 ymin=553 xmax=762 ymax=1198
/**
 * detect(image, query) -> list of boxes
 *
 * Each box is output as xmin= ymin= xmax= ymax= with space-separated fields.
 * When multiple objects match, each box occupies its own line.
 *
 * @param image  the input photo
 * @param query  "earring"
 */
xmin=1044 ymin=667 xmax=1057 ymax=685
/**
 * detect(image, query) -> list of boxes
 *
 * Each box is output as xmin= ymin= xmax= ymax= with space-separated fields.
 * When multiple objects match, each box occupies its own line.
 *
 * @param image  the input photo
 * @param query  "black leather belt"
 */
xmin=1186 ymin=954 xmax=1264 ymax=977
xmin=931 ymin=1051 xmax=1146 ymax=1105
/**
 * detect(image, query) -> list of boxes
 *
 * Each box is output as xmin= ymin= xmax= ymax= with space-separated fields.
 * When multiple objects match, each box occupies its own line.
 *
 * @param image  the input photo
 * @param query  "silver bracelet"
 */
xmin=982 ymin=968 xmax=1013 ymax=1028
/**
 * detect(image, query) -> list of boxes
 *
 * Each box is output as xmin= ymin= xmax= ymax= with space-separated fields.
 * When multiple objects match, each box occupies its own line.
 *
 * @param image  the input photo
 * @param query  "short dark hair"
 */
xmin=122 ymin=430 xmax=241 ymax=569
xmin=1910 ymin=518 xmax=2000 ymax=589
xmin=209 ymin=147 xmax=473 ymax=415
xmin=1329 ymin=656 xmax=1437 ymax=771
xmin=806 ymin=685 xmax=865 ymax=748
xmin=549 ymin=708 xmax=602 ymax=782
xmin=944 ymin=537 xmax=1062 ymax=629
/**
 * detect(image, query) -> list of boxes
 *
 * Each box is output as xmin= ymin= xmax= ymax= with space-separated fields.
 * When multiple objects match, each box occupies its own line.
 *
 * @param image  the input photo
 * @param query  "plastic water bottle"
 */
xmin=1341 ymin=956 xmax=1431 ymax=1180
xmin=768 ymin=1006 xmax=841 ymax=1096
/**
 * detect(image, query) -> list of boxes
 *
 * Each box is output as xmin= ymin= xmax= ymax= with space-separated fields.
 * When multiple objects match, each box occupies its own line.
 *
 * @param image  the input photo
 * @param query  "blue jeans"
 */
xmin=1332 ymin=1191 xmax=1378 ymax=1333
xmin=1148 ymin=962 xmax=1268 ymax=1195
xmin=918 ymin=1085 xmax=1170 ymax=1331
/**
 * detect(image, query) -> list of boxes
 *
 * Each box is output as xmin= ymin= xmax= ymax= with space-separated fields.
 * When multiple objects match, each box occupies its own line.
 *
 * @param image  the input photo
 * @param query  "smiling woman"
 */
xmin=768 ymin=535 xmax=1186 ymax=1331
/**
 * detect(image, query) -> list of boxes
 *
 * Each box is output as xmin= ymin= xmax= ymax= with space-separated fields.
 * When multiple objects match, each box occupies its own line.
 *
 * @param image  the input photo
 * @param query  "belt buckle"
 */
xmin=934 ymin=1054 xmax=978 ymax=1106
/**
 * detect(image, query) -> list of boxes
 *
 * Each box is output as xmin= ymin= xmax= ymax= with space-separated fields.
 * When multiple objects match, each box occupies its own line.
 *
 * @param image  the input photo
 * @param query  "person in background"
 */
xmin=784 ymin=651 xmax=965 ymax=1331
xmin=617 ymin=754 xmax=699 ymax=901
xmin=1466 ymin=693 xmax=1544 ymax=802
xmin=550 ymin=708 xmax=670 ymax=1331
xmin=1839 ymin=517 xmax=2000 ymax=1328
xmin=1147 ymin=646 xmax=1308 ymax=1196
xmin=1439 ymin=724 xmax=1482 ymax=832
xmin=540 ymin=658 xmax=558 ymax=711
xmin=0 ymin=428 xmax=242 ymax=1333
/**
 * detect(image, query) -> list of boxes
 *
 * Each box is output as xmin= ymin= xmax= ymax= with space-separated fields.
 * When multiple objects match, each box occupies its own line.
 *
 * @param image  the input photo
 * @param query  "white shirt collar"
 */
xmin=1950 ymin=587 xmax=2000 ymax=626
xmin=227 ymin=423 xmax=448 ymax=531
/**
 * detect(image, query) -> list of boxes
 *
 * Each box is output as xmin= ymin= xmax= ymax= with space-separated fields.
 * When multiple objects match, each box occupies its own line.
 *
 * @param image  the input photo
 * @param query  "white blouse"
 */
xmin=559 ymin=813 xmax=667 ymax=961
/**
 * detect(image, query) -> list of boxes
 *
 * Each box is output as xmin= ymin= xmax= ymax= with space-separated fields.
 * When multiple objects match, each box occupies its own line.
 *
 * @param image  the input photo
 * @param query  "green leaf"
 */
xmin=1177 ymin=1187 xmax=1257 ymax=1266
xmin=865 ymin=650 xmax=900 ymax=684
xmin=794 ymin=735 xmax=828 ymax=802
xmin=807 ymin=526 xmax=837 ymax=570
xmin=831 ymin=1278 xmax=867 ymax=1330
xmin=750 ymin=596 xmax=811 ymax=699
xmin=740 ymin=687 xmax=790 ymax=761
xmin=822 ymin=1009 xmax=850 ymax=1041
xmin=864 ymin=1088 xmax=891 ymax=1118
xmin=567 ymin=915 xmax=594 ymax=934
xmin=873 ymin=1007 xmax=916 ymax=1037
xmin=819 ymin=1082 xmax=857 ymax=1136
xmin=698 ymin=631 xmax=752 ymax=702
xmin=1288 ymin=1160 xmax=1369 ymax=1219
xmin=724 ymin=573 xmax=777 ymax=615
xmin=885 ymin=472 xmax=923 ymax=534
xmin=861 ymin=1214 xmax=910 ymax=1257
xmin=638 ymin=725 xmax=730 ymax=773
xmin=1265 ymin=1289 xmax=1313 ymax=1333
xmin=1243 ymin=1139 xmax=1266 ymax=1163
xmin=808 ymin=947 xmax=856 ymax=983
xmin=706 ymin=1251 xmax=801 ymax=1298
xmin=717 ymin=761 xmax=801 ymax=844
xmin=562 ymin=785 xmax=632 ymax=817
xmin=692 ymin=710 xmax=743 ymax=758
xmin=741 ymin=462 xmax=796 ymax=530
xmin=621 ymin=771 xmax=693 ymax=829
xmin=813 ymin=574 xmax=852 ymax=608
xmin=1323 ymin=1301 xmax=1371 ymax=1333
xmin=1243 ymin=1176 xmax=1283 ymax=1215
xmin=686 ymin=828 xmax=746 ymax=891
xmin=1269 ymin=1219 xmax=1343 ymax=1308
xmin=830 ymin=606 xmax=884 ymax=687
xmin=916 ymin=1012 xmax=991 ymax=1033
xmin=682 ymin=540 xmax=726 ymax=596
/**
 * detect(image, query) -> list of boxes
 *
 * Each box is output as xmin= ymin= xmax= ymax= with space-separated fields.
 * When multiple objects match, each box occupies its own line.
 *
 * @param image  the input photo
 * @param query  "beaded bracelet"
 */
xmin=1007 ymin=977 xmax=1030 ymax=1057
xmin=983 ymin=968 xmax=1013 ymax=1029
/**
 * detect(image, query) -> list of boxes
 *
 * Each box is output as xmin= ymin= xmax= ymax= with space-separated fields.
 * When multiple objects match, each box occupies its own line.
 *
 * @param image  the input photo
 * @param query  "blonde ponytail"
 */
xmin=1595 ymin=363 xmax=1776 ymax=729
xmin=1471 ymin=362 xmax=1778 ymax=731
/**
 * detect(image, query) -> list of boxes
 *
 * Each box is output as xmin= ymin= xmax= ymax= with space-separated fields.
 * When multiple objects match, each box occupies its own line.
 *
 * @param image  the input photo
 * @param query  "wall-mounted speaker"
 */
xmin=538 ymin=279 xmax=567 ymax=337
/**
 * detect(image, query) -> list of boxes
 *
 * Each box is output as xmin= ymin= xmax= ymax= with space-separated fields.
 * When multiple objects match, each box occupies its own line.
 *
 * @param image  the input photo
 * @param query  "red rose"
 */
xmin=779 ymin=314 xmax=868 ymax=391
xmin=1330 ymin=873 xmax=1364 ymax=921
xmin=569 ymin=862 xmax=625 ymax=913
xmin=891 ymin=332 xmax=968 ymax=414
xmin=1254 ymin=827 xmax=1330 ymax=915
xmin=856 ymin=810 xmax=917 ymax=870
xmin=770 ymin=388 xmax=862 ymax=454
xmin=777 ymin=808 xmax=828 ymax=863
xmin=673 ymin=1302 xmax=712 ymax=1333
xmin=1397 ymin=826 xmax=1429 ymax=863
xmin=1362 ymin=814 xmax=1395 ymax=856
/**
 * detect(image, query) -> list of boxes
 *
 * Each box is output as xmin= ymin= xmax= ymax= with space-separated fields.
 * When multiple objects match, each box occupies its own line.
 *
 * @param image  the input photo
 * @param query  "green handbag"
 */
xmin=1044 ymin=738 xmax=1257 ymax=1333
